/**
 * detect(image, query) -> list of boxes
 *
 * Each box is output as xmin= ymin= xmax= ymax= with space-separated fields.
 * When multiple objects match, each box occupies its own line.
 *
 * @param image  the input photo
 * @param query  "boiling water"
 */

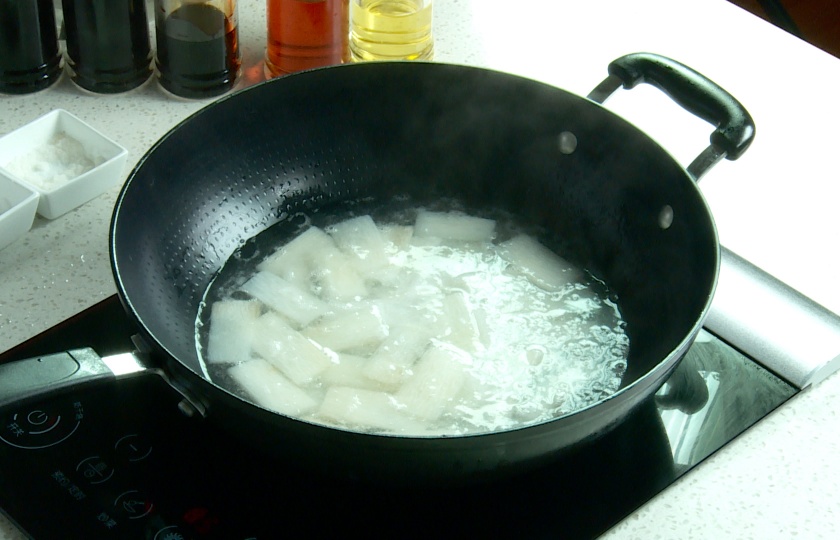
xmin=195 ymin=201 xmax=628 ymax=436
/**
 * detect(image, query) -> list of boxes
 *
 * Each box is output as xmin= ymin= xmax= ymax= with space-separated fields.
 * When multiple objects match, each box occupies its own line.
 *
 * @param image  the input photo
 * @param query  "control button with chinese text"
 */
xmin=76 ymin=455 xmax=115 ymax=485
xmin=114 ymin=489 xmax=154 ymax=520
xmin=0 ymin=401 xmax=83 ymax=449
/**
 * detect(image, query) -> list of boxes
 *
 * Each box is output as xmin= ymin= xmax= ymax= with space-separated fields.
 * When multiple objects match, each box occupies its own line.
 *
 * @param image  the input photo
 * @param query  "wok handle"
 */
xmin=587 ymin=52 xmax=756 ymax=179
xmin=0 ymin=349 xmax=115 ymax=409
xmin=0 ymin=347 xmax=208 ymax=416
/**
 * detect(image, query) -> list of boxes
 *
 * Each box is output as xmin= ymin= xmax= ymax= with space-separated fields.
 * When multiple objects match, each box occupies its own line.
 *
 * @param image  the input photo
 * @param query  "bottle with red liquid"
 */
xmin=154 ymin=0 xmax=241 ymax=99
xmin=0 ymin=0 xmax=62 ymax=94
xmin=265 ymin=0 xmax=349 ymax=78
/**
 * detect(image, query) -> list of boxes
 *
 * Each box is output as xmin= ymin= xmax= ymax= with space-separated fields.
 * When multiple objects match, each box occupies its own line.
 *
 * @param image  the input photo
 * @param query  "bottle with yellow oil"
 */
xmin=349 ymin=0 xmax=434 ymax=61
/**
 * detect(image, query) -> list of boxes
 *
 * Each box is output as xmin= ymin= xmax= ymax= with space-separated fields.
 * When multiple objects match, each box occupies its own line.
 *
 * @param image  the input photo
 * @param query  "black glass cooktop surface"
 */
xmin=0 ymin=295 xmax=796 ymax=539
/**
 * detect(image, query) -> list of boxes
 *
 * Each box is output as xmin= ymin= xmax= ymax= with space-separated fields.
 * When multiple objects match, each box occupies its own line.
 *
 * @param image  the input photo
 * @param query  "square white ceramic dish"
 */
xmin=0 ymin=109 xmax=128 ymax=219
xmin=0 ymin=173 xmax=39 ymax=251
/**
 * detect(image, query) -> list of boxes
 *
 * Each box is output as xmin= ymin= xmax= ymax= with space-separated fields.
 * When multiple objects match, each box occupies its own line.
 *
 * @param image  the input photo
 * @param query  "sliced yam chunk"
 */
xmin=310 ymin=248 xmax=369 ymax=301
xmin=363 ymin=326 xmax=433 ymax=387
xmin=251 ymin=312 xmax=334 ymax=385
xmin=302 ymin=305 xmax=388 ymax=353
xmin=206 ymin=299 xmax=261 ymax=364
xmin=439 ymin=291 xmax=483 ymax=353
xmin=255 ymin=224 xmax=370 ymax=301
xmin=498 ymin=234 xmax=582 ymax=291
xmin=378 ymin=224 xmax=414 ymax=251
xmin=257 ymin=226 xmax=335 ymax=285
xmin=361 ymin=264 xmax=407 ymax=289
xmin=240 ymin=271 xmax=329 ymax=327
xmin=319 ymin=386 xmax=425 ymax=433
xmin=320 ymin=353 xmax=386 ymax=391
xmin=373 ymin=297 xmax=431 ymax=330
xmin=414 ymin=210 xmax=496 ymax=242
xmin=373 ymin=298 xmax=449 ymax=345
xmin=229 ymin=359 xmax=319 ymax=417
xmin=395 ymin=342 xmax=469 ymax=421
xmin=409 ymin=234 xmax=444 ymax=248
xmin=327 ymin=215 xmax=389 ymax=272
xmin=258 ymin=257 xmax=310 ymax=291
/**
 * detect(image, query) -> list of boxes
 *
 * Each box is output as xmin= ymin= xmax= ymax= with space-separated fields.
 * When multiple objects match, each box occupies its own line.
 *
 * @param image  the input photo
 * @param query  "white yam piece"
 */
xmin=363 ymin=326 xmax=433 ymax=387
xmin=257 ymin=227 xmax=335 ymax=287
xmin=259 ymin=258 xmax=310 ymax=292
xmin=327 ymin=215 xmax=389 ymax=272
xmin=319 ymin=386 xmax=425 ymax=433
xmin=409 ymin=234 xmax=444 ymax=248
xmin=310 ymin=248 xmax=369 ymax=301
xmin=229 ymin=359 xmax=319 ymax=417
xmin=320 ymin=353 xmax=386 ymax=391
xmin=361 ymin=264 xmax=408 ymax=289
xmin=302 ymin=305 xmax=388 ymax=353
xmin=378 ymin=224 xmax=414 ymax=251
xmin=250 ymin=312 xmax=334 ymax=385
xmin=395 ymin=342 xmax=468 ymax=421
xmin=206 ymin=299 xmax=261 ymax=364
xmin=373 ymin=298 xmax=451 ymax=347
xmin=414 ymin=210 xmax=496 ymax=242
xmin=439 ymin=291 xmax=483 ymax=353
xmin=240 ymin=271 xmax=329 ymax=327
xmin=498 ymin=234 xmax=582 ymax=291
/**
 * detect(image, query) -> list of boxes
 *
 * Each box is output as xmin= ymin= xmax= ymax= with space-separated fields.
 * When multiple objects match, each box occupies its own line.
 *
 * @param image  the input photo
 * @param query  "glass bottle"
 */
xmin=264 ymin=0 xmax=349 ymax=78
xmin=0 ymin=0 xmax=62 ymax=94
xmin=154 ymin=0 xmax=241 ymax=99
xmin=61 ymin=0 xmax=153 ymax=93
xmin=349 ymin=0 xmax=434 ymax=62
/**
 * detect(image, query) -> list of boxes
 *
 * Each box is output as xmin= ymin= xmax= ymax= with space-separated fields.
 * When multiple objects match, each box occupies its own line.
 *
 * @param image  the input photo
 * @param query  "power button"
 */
xmin=0 ymin=400 xmax=83 ymax=449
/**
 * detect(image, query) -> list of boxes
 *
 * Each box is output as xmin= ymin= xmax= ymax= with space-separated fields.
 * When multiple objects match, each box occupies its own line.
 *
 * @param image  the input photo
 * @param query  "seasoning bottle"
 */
xmin=61 ymin=0 xmax=153 ymax=93
xmin=349 ymin=0 xmax=434 ymax=62
xmin=0 ymin=0 xmax=62 ymax=94
xmin=154 ymin=0 xmax=241 ymax=99
xmin=265 ymin=0 xmax=349 ymax=78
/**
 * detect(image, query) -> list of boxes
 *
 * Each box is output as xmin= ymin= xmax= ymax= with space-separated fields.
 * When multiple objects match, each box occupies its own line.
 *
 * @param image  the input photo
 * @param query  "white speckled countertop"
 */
xmin=2 ymin=0 xmax=840 ymax=538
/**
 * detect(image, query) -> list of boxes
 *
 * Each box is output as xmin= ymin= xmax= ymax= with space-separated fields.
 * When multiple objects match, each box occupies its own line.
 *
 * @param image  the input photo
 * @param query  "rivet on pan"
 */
xmin=658 ymin=205 xmax=674 ymax=229
xmin=177 ymin=399 xmax=198 ymax=418
xmin=558 ymin=131 xmax=578 ymax=155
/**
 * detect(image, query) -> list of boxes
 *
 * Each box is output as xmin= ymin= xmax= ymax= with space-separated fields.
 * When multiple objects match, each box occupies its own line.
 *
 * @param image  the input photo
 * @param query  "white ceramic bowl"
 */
xmin=0 ymin=173 xmax=39 ymax=251
xmin=0 ymin=109 xmax=128 ymax=219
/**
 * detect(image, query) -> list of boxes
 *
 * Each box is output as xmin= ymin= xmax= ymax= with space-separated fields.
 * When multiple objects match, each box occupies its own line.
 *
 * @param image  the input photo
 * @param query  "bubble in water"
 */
xmin=525 ymin=344 xmax=546 ymax=366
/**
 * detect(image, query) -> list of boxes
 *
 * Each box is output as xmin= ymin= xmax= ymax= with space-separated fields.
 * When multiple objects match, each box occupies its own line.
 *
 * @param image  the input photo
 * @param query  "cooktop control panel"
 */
xmin=0 ymin=374 xmax=259 ymax=540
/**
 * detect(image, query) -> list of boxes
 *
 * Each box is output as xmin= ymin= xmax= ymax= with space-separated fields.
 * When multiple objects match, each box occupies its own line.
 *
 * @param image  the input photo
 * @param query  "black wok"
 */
xmin=110 ymin=53 xmax=754 ymax=484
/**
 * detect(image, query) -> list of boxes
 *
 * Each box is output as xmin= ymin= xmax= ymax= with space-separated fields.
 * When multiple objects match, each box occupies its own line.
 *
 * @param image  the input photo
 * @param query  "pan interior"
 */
xmin=111 ymin=62 xmax=717 ymax=398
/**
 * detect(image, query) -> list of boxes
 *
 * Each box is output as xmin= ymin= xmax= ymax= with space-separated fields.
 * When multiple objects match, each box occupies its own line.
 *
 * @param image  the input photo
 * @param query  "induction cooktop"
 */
xmin=2 ymin=248 xmax=838 ymax=539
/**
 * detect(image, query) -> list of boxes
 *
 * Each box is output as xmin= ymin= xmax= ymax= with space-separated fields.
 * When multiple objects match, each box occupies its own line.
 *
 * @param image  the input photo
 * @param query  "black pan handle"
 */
xmin=587 ymin=52 xmax=756 ymax=179
xmin=0 ymin=349 xmax=115 ymax=409
xmin=0 ymin=348 xmax=208 ymax=419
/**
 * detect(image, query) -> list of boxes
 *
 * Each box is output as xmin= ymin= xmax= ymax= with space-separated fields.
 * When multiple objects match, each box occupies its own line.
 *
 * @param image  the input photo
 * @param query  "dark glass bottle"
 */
xmin=154 ymin=0 xmax=241 ymax=99
xmin=61 ymin=0 xmax=153 ymax=93
xmin=0 ymin=0 xmax=62 ymax=94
